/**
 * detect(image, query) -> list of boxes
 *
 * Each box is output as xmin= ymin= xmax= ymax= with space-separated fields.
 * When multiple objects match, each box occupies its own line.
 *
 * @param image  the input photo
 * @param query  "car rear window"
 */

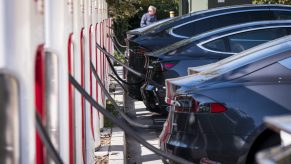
xmin=201 ymin=36 xmax=291 ymax=76
xmin=203 ymin=38 xmax=227 ymax=52
xmin=202 ymin=27 xmax=291 ymax=54
xmin=272 ymin=10 xmax=291 ymax=20
xmin=228 ymin=27 xmax=289 ymax=53
xmin=172 ymin=11 xmax=273 ymax=38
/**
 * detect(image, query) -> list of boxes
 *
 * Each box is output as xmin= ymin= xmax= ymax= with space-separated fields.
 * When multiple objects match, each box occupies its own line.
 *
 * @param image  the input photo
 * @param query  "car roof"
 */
xmin=168 ymin=35 xmax=291 ymax=90
xmin=146 ymin=20 xmax=291 ymax=57
xmin=128 ymin=4 xmax=291 ymax=35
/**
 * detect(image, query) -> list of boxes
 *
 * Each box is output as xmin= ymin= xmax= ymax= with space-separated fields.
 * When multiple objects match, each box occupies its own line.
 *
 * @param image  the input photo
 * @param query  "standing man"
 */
xmin=140 ymin=5 xmax=157 ymax=27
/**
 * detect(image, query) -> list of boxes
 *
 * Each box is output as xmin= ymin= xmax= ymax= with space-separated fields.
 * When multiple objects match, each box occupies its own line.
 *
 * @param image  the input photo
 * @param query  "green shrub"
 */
xmin=107 ymin=0 xmax=179 ymax=45
xmin=104 ymin=100 xmax=119 ymax=128
xmin=113 ymin=51 xmax=127 ymax=66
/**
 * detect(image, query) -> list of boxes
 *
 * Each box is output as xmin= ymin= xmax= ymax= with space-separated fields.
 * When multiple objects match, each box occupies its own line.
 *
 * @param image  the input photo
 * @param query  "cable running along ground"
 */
xmin=90 ymin=61 xmax=161 ymax=129
xmin=69 ymin=74 xmax=193 ymax=164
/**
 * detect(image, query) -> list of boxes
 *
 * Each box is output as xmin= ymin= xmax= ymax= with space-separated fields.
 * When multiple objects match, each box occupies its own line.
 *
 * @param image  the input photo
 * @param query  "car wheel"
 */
xmin=247 ymin=132 xmax=281 ymax=164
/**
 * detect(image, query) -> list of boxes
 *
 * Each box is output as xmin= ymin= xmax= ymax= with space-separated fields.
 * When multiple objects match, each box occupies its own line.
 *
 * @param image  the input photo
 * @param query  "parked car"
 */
xmin=126 ymin=4 xmax=291 ymax=100
xmin=159 ymin=35 xmax=291 ymax=163
xmin=142 ymin=20 xmax=291 ymax=112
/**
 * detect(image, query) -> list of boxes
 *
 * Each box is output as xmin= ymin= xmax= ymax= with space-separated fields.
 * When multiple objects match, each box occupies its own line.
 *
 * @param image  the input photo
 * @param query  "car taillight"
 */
xmin=164 ymin=63 xmax=176 ymax=69
xmin=162 ymin=62 xmax=177 ymax=70
xmin=199 ymin=103 xmax=226 ymax=113
xmin=174 ymin=95 xmax=226 ymax=113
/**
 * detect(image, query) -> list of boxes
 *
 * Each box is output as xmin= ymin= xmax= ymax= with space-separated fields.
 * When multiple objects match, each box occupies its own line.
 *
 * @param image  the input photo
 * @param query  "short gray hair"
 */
xmin=148 ymin=5 xmax=156 ymax=12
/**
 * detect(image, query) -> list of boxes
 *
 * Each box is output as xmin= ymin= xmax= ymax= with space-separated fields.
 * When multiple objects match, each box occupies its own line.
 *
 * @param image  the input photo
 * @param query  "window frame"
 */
xmin=203 ymin=37 xmax=229 ymax=53
xmin=198 ymin=25 xmax=291 ymax=55
xmin=169 ymin=9 xmax=273 ymax=38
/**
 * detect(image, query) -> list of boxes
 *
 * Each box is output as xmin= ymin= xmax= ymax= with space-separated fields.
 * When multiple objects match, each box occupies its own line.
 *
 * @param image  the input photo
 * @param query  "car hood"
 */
xmin=165 ymin=35 xmax=291 ymax=101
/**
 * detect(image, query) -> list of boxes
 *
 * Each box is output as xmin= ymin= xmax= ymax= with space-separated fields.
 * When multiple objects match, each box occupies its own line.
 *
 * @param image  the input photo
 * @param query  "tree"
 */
xmin=106 ymin=0 xmax=178 ymax=45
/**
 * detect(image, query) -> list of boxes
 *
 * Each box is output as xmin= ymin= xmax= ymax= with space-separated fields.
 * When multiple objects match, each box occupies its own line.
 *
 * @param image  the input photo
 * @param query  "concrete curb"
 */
xmin=108 ymin=127 xmax=126 ymax=164
xmin=108 ymin=66 xmax=126 ymax=164
xmin=94 ymin=128 xmax=111 ymax=162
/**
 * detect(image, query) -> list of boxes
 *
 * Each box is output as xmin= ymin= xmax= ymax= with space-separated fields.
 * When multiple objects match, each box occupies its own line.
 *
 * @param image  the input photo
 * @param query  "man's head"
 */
xmin=148 ymin=5 xmax=156 ymax=16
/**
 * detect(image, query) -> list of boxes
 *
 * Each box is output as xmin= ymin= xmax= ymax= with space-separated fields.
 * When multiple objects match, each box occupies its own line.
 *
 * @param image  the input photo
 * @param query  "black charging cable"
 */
xmin=69 ymin=74 xmax=194 ymax=164
xmin=90 ymin=61 xmax=161 ymax=129
xmin=108 ymin=73 xmax=126 ymax=91
xmin=96 ymin=43 xmax=164 ymax=90
xmin=104 ymin=52 xmax=144 ymax=85
xmin=35 ymin=112 xmax=64 ymax=164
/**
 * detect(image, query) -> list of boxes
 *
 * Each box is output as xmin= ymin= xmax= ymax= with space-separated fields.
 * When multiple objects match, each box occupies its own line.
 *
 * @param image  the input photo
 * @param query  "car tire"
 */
xmin=247 ymin=133 xmax=281 ymax=164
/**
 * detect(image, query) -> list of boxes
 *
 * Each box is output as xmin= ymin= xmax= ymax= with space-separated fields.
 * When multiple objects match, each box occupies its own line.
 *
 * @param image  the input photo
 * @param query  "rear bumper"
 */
xmin=161 ymin=133 xmax=248 ymax=163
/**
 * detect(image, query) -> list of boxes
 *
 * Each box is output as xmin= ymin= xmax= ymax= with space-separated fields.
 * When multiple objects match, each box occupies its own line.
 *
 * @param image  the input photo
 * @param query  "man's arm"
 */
xmin=140 ymin=14 xmax=147 ymax=27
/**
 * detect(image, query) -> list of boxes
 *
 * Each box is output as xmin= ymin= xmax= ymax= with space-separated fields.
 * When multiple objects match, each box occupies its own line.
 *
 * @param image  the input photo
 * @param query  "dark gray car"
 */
xmin=159 ymin=35 xmax=291 ymax=163
xmin=142 ymin=20 xmax=291 ymax=113
xmin=126 ymin=4 xmax=291 ymax=100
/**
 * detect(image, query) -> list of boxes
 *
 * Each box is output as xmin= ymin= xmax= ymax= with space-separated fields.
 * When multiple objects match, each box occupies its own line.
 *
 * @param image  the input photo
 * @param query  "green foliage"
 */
xmin=107 ymin=0 xmax=141 ymax=20
xmin=104 ymin=100 xmax=119 ymax=128
xmin=107 ymin=0 xmax=179 ymax=45
xmin=253 ymin=0 xmax=291 ymax=5
xmin=129 ymin=0 xmax=179 ymax=29
xmin=113 ymin=51 xmax=127 ymax=66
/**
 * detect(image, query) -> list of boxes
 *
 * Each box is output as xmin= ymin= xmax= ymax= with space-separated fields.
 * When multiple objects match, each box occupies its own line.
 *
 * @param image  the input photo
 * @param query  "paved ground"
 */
xmin=125 ymin=100 xmax=165 ymax=164
xmin=108 ymin=66 xmax=126 ymax=164
xmin=110 ymin=66 xmax=167 ymax=164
